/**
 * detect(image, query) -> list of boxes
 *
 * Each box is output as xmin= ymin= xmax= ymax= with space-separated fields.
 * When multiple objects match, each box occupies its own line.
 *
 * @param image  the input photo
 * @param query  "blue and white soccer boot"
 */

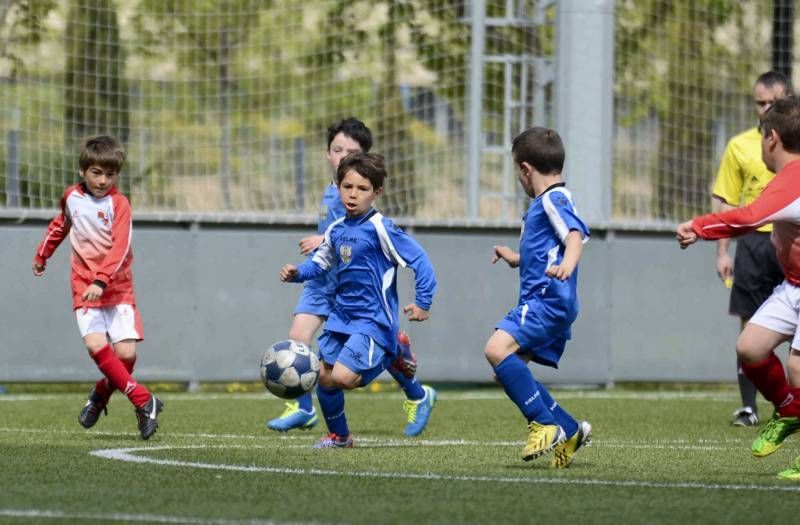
xmin=267 ymin=401 xmax=318 ymax=432
xmin=403 ymin=385 xmax=437 ymax=437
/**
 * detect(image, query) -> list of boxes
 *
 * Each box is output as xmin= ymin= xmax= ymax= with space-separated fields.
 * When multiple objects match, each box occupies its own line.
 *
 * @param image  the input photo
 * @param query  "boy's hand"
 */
xmin=32 ymin=263 xmax=45 ymax=276
xmin=492 ymin=245 xmax=520 ymax=268
xmin=280 ymin=264 xmax=299 ymax=282
xmin=546 ymin=263 xmax=574 ymax=281
xmin=299 ymin=234 xmax=324 ymax=256
xmin=403 ymin=303 xmax=429 ymax=322
xmin=676 ymin=220 xmax=698 ymax=249
xmin=81 ymin=283 xmax=104 ymax=302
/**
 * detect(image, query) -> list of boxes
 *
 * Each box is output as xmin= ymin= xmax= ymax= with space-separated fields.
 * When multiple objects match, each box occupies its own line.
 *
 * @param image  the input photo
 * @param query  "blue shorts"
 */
xmin=317 ymin=331 xmax=387 ymax=385
xmin=294 ymin=286 xmax=334 ymax=317
xmin=495 ymin=300 xmax=569 ymax=368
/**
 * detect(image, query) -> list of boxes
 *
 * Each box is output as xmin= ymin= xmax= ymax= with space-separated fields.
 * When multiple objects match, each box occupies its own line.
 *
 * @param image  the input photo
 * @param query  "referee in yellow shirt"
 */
xmin=712 ymin=71 xmax=790 ymax=426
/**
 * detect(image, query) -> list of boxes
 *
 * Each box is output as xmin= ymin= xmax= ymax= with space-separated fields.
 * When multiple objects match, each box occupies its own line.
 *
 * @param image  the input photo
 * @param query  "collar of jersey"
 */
xmin=535 ymin=182 xmax=566 ymax=200
xmin=344 ymin=207 xmax=378 ymax=225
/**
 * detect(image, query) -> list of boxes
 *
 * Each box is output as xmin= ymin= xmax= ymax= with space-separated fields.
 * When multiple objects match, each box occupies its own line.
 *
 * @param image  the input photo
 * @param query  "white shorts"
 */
xmin=75 ymin=304 xmax=144 ymax=343
xmin=750 ymin=280 xmax=800 ymax=349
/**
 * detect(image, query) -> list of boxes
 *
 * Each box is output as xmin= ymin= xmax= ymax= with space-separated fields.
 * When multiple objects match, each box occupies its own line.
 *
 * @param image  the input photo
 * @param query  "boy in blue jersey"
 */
xmin=280 ymin=152 xmax=437 ymax=448
xmin=268 ymin=118 xmax=436 ymax=437
xmin=487 ymin=127 xmax=592 ymax=468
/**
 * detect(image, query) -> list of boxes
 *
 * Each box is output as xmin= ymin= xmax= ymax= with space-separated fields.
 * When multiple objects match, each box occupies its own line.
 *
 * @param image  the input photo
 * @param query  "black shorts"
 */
xmin=729 ymin=232 xmax=784 ymax=318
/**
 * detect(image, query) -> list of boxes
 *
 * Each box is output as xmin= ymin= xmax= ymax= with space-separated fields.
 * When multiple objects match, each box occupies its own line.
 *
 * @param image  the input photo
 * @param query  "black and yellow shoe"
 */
xmin=551 ymin=421 xmax=592 ymax=468
xmin=522 ymin=421 xmax=565 ymax=461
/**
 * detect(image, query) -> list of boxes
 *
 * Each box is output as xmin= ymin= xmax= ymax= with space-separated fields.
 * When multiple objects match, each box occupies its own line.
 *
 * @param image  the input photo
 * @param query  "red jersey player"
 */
xmin=677 ymin=96 xmax=800 ymax=480
xmin=32 ymin=135 xmax=163 ymax=440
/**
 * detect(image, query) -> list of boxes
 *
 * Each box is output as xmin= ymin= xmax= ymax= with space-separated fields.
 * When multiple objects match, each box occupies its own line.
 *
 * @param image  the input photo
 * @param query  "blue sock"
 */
xmin=384 ymin=356 xmax=425 ymax=400
xmin=535 ymin=381 xmax=578 ymax=437
xmin=296 ymin=392 xmax=313 ymax=412
xmin=493 ymin=354 xmax=554 ymax=424
xmin=316 ymin=384 xmax=349 ymax=436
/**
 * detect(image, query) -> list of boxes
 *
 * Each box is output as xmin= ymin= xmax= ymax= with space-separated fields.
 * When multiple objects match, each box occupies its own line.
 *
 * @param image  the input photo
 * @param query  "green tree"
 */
xmin=0 ymin=0 xmax=56 ymax=76
xmin=64 ymin=0 xmax=130 ymax=146
xmin=133 ymin=0 xmax=266 ymax=210
xmin=615 ymin=0 xmax=769 ymax=220
xmin=303 ymin=0 xmax=467 ymax=216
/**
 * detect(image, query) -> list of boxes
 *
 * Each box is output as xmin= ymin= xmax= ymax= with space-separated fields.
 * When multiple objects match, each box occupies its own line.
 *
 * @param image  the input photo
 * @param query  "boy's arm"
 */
xmin=492 ymin=245 xmax=520 ymax=268
xmin=290 ymin=231 xmax=337 ymax=282
xmin=33 ymin=193 xmax=72 ymax=274
xmin=91 ymin=195 xmax=132 ymax=289
xmin=691 ymin=172 xmax=799 ymax=240
xmin=546 ymin=230 xmax=584 ymax=280
xmin=382 ymin=222 xmax=437 ymax=314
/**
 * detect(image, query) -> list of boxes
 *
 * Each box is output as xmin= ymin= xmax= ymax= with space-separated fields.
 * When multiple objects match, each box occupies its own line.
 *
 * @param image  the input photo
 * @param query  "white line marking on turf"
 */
xmin=90 ymin=445 xmax=800 ymax=493
xmin=0 ymin=508 xmax=321 ymax=525
xmin=0 ymin=391 xmax=743 ymax=402
xmin=0 ymin=427 xmax=752 ymax=450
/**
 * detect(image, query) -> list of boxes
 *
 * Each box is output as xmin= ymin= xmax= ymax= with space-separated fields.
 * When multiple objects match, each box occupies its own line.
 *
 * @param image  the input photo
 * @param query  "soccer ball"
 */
xmin=260 ymin=339 xmax=320 ymax=399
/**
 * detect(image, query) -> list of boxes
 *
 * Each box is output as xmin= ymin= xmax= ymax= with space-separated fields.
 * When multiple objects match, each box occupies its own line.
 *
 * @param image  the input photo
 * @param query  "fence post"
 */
xmin=6 ymin=108 xmax=20 ymax=207
xmin=555 ymin=0 xmax=614 ymax=226
xmin=294 ymin=136 xmax=305 ymax=211
xmin=466 ymin=0 xmax=485 ymax=220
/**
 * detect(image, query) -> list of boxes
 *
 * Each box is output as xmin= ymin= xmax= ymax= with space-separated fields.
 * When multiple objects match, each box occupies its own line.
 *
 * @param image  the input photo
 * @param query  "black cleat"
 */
xmin=135 ymin=395 xmax=163 ymax=440
xmin=78 ymin=388 xmax=108 ymax=429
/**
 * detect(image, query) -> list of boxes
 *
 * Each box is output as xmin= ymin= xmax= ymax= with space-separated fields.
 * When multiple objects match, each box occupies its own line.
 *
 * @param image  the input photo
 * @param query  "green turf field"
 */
xmin=2 ymin=388 xmax=800 ymax=524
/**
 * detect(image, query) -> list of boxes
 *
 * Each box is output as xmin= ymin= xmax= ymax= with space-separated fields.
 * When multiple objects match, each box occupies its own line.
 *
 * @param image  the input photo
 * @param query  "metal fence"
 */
xmin=0 ymin=0 xmax=794 ymax=226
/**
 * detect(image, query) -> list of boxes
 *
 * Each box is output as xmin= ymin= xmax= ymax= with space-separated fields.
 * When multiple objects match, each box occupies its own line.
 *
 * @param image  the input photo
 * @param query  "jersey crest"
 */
xmin=339 ymin=244 xmax=353 ymax=264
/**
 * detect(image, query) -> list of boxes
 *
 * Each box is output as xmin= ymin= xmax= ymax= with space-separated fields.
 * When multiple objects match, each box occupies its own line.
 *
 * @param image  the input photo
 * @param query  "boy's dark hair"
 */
xmin=755 ymin=70 xmax=792 ymax=95
xmin=760 ymin=96 xmax=800 ymax=153
xmin=336 ymin=151 xmax=386 ymax=189
xmin=511 ymin=127 xmax=565 ymax=174
xmin=327 ymin=117 xmax=373 ymax=152
xmin=79 ymin=135 xmax=126 ymax=173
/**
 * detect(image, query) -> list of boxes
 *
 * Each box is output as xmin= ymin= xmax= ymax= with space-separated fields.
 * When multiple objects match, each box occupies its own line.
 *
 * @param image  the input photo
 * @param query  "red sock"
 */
xmin=93 ymin=355 xmax=136 ymax=401
xmin=741 ymin=353 xmax=799 ymax=417
xmin=90 ymin=344 xmax=150 ymax=407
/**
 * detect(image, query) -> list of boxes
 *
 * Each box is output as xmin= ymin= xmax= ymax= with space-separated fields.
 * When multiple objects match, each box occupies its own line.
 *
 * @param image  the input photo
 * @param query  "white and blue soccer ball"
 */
xmin=260 ymin=339 xmax=320 ymax=399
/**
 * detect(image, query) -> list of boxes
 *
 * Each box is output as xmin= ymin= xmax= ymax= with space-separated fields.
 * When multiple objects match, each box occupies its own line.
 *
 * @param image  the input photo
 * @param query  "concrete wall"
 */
xmin=0 ymin=221 xmax=741 ymax=384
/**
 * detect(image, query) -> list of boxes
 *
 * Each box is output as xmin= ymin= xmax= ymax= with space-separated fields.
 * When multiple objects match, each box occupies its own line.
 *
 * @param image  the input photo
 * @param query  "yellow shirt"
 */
xmin=711 ymin=127 xmax=774 ymax=233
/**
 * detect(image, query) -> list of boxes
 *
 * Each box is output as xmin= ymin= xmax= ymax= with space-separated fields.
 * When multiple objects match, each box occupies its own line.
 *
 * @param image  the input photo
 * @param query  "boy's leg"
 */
xmin=312 ymin=332 xmax=352 ymax=448
xmin=384 ymin=331 xmax=436 ymax=436
xmin=737 ymin=322 xmax=800 ymax=456
xmin=485 ymin=329 xmax=564 ymax=460
xmin=267 ymin=313 xmax=322 ymax=432
xmin=79 ymin=347 xmax=136 ymax=429
xmin=315 ymin=364 xmax=352 ymax=448
xmin=81 ymin=305 xmax=163 ymax=440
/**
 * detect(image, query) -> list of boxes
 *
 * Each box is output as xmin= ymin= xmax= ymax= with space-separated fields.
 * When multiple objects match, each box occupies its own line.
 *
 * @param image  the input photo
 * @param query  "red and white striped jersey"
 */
xmin=692 ymin=158 xmax=800 ymax=286
xmin=34 ymin=183 xmax=136 ymax=309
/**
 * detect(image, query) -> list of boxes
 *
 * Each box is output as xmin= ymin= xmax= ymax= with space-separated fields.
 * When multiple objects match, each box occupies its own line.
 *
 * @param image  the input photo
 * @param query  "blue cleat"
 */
xmin=403 ymin=385 xmax=437 ymax=437
xmin=267 ymin=401 xmax=318 ymax=432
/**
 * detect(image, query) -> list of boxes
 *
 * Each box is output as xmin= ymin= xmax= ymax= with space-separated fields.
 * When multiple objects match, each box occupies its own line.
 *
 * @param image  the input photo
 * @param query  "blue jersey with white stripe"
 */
xmin=293 ymin=208 xmax=437 ymax=350
xmin=303 ymin=184 xmax=344 ymax=295
xmin=518 ymin=183 xmax=590 ymax=327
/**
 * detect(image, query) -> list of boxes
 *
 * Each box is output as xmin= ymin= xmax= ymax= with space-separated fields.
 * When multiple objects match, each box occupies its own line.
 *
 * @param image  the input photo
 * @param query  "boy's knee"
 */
xmin=330 ymin=369 xmax=361 ymax=390
xmin=484 ymin=342 xmax=509 ymax=367
xmin=736 ymin=338 xmax=760 ymax=362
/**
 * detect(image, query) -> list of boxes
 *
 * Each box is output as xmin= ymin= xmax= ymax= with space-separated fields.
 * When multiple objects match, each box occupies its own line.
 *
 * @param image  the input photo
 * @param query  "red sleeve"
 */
xmin=34 ymin=191 xmax=72 ymax=267
xmin=92 ymin=194 xmax=132 ymax=285
xmin=691 ymin=171 xmax=800 ymax=240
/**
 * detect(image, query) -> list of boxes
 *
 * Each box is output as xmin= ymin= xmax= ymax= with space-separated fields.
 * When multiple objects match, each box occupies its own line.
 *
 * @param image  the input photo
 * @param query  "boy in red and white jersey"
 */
xmin=32 ymin=135 xmax=163 ymax=440
xmin=677 ymin=96 xmax=800 ymax=480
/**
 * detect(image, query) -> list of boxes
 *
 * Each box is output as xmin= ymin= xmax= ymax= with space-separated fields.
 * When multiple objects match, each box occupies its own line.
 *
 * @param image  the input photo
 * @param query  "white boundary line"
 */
xmin=0 ymin=391 xmax=744 ymax=402
xmin=0 ymin=427 xmax=752 ymax=449
xmin=0 ymin=508 xmax=321 ymax=525
xmin=90 ymin=445 xmax=800 ymax=493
